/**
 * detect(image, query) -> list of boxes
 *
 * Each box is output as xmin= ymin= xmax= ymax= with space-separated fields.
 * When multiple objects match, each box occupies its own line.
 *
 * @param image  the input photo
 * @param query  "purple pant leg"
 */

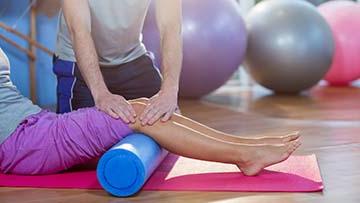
xmin=0 ymin=108 xmax=132 ymax=175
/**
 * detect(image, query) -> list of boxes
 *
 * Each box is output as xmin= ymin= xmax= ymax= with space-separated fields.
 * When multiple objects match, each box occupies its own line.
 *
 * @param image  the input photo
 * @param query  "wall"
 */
xmin=0 ymin=0 xmax=58 ymax=107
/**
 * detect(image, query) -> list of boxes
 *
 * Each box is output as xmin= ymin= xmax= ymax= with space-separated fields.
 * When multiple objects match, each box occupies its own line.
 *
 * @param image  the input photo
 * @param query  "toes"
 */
xmin=282 ymin=136 xmax=291 ymax=142
xmin=290 ymin=132 xmax=300 ymax=141
xmin=288 ymin=131 xmax=300 ymax=139
xmin=282 ymin=131 xmax=300 ymax=142
xmin=289 ymin=140 xmax=301 ymax=153
xmin=282 ymin=150 xmax=291 ymax=160
xmin=294 ymin=142 xmax=301 ymax=150
xmin=287 ymin=145 xmax=294 ymax=154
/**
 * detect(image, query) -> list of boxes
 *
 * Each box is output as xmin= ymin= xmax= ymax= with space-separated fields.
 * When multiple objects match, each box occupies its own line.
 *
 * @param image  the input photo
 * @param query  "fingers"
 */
xmin=174 ymin=107 xmax=182 ymax=115
xmin=129 ymin=104 xmax=137 ymax=117
xmin=139 ymin=93 xmax=178 ymax=125
xmin=140 ymin=103 xmax=152 ymax=121
xmin=118 ymin=96 xmax=137 ymax=122
xmin=104 ymin=108 xmax=119 ymax=119
xmin=148 ymin=110 xmax=165 ymax=125
xmin=161 ymin=111 xmax=173 ymax=122
xmin=141 ymin=104 xmax=161 ymax=125
xmin=111 ymin=106 xmax=130 ymax=123
xmin=96 ymin=94 xmax=136 ymax=123
xmin=140 ymin=103 xmax=176 ymax=125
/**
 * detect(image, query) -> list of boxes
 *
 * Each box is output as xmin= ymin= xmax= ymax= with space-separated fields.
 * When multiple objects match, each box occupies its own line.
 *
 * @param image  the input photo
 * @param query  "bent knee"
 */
xmin=131 ymin=97 xmax=149 ymax=103
xmin=129 ymin=102 xmax=147 ymax=130
xmin=131 ymin=102 xmax=146 ymax=115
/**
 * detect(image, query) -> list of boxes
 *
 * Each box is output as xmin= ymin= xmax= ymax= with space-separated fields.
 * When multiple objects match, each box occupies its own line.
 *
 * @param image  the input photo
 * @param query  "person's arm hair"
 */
xmin=62 ymin=0 xmax=108 ymax=100
xmin=155 ymin=0 xmax=183 ymax=92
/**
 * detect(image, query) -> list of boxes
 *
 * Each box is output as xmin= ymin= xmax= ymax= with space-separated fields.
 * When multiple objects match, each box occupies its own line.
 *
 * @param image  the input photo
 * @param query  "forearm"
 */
xmin=62 ymin=0 xmax=108 ymax=99
xmin=160 ymin=28 xmax=182 ymax=92
xmin=156 ymin=0 xmax=183 ymax=92
xmin=71 ymin=31 xmax=108 ymax=98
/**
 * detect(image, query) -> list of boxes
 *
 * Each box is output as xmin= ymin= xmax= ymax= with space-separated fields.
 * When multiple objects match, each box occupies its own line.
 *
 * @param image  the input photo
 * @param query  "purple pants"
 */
xmin=0 ymin=108 xmax=132 ymax=175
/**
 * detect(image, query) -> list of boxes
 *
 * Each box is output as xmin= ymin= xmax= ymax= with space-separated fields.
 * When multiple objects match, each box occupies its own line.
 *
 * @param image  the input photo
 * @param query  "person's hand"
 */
xmin=140 ymin=89 xmax=178 ymax=125
xmin=94 ymin=91 xmax=136 ymax=123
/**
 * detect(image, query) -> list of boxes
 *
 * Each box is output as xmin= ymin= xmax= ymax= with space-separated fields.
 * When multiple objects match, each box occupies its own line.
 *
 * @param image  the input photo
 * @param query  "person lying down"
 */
xmin=0 ymin=47 xmax=301 ymax=176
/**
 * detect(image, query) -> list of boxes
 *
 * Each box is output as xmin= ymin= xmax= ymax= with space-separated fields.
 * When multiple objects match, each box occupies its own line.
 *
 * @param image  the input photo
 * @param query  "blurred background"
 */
xmin=0 ymin=0 xmax=359 ymax=107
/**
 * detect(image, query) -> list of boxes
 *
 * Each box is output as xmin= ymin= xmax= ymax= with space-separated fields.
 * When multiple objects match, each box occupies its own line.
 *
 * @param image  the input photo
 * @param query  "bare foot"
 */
xmin=236 ymin=139 xmax=301 ymax=176
xmin=240 ymin=131 xmax=300 ymax=144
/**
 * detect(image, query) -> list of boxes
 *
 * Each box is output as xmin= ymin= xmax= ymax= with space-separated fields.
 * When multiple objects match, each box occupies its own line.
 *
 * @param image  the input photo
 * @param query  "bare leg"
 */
xmin=131 ymin=98 xmax=300 ymax=144
xmin=129 ymin=102 xmax=301 ymax=176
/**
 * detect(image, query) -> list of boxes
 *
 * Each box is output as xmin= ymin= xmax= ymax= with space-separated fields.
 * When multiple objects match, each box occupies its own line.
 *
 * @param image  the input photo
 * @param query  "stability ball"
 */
xmin=245 ymin=0 xmax=334 ymax=93
xmin=318 ymin=1 xmax=360 ymax=86
xmin=143 ymin=0 xmax=247 ymax=98
xmin=307 ymin=0 xmax=356 ymax=6
xmin=307 ymin=0 xmax=331 ymax=5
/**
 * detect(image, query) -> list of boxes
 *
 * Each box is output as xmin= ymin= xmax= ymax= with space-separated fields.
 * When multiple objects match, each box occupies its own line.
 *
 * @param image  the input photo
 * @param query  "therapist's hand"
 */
xmin=139 ymin=89 xmax=178 ymax=125
xmin=94 ymin=91 xmax=136 ymax=123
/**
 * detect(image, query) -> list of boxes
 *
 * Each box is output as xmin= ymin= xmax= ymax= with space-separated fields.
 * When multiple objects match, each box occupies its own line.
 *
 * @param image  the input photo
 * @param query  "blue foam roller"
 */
xmin=96 ymin=133 xmax=168 ymax=197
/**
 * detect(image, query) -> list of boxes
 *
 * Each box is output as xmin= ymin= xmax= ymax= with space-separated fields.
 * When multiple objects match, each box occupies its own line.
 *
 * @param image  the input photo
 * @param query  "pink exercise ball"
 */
xmin=318 ymin=1 xmax=360 ymax=86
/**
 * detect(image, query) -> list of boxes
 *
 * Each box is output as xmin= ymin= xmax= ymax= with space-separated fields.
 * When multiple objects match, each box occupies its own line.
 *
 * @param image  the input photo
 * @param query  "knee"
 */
xmin=129 ymin=102 xmax=147 ymax=130
xmin=132 ymin=97 xmax=149 ymax=103
xmin=131 ymin=102 xmax=146 ymax=115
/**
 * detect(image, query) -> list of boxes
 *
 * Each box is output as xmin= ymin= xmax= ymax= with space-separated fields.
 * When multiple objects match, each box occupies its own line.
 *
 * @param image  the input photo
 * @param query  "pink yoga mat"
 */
xmin=0 ymin=154 xmax=323 ymax=192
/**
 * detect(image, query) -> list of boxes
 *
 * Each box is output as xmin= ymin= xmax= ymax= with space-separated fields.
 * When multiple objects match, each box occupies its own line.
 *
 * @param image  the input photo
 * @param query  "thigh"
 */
xmin=102 ymin=54 xmax=162 ymax=100
xmin=0 ymin=111 xmax=59 ymax=174
xmin=0 ymin=109 xmax=132 ymax=175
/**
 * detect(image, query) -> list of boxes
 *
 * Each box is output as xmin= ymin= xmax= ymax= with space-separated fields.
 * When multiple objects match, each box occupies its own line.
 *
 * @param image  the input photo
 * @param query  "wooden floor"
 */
xmin=1 ymin=86 xmax=360 ymax=203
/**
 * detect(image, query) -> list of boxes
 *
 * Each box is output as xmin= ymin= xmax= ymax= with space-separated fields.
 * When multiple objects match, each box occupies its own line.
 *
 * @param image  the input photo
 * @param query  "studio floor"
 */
xmin=0 ymin=86 xmax=359 ymax=203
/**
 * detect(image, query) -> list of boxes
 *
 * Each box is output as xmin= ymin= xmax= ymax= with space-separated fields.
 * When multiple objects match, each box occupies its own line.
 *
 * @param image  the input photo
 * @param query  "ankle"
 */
xmin=233 ymin=146 xmax=254 ymax=166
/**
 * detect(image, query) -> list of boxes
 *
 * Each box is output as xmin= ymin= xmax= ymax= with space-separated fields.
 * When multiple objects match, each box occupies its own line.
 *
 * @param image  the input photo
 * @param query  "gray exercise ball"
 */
xmin=307 ymin=0 xmax=356 ymax=6
xmin=245 ymin=0 xmax=334 ymax=93
xmin=307 ymin=0 xmax=329 ymax=5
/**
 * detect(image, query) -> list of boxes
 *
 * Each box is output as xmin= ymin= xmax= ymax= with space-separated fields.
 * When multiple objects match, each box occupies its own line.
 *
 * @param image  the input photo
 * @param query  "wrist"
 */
xmin=92 ymin=86 xmax=110 ymax=100
xmin=161 ymin=80 xmax=179 ymax=93
xmin=161 ymin=86 xmax=179 ymax=97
